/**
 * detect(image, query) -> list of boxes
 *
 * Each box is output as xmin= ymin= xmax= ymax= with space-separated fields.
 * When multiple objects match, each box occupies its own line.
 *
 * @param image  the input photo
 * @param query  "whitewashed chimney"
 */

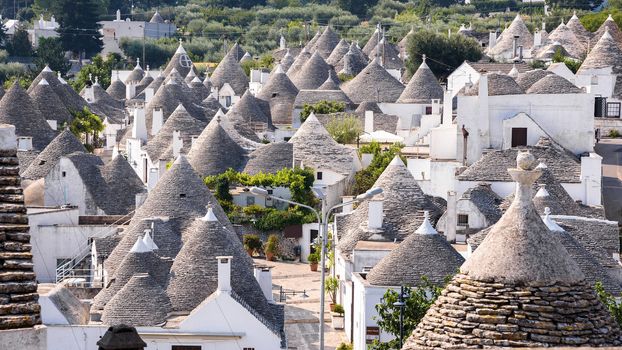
xmin=445 ymin=191 xmax=457 ymax=242
xmin=280 ymin=35 xmax=286 ymax=50
xmin=442 ymin=90 xmax=452 ymax=125
xmin=0 ymin=125 xmax=16 ymax=150
xmin=116 ymin=9 xmax=121 ymax=21
xmin=367 ymin=196 xmax=384 ymax=230
xmin=126 ymin=83 xmax=136 ymax=100
xmin=172 ymin=130 xmax=183 ymax=158
xmin=341 ymin=196 xmax=354 ymax=214
xmin=431 ymin=99 xmax=441 ymax=115
xmin=534 ymin=30 xmax=542 ymax=47
xmin=364 ymin=111 xmax=374 ymax=134
xmin=16 ymin=137 xmax=32 ymax=151
xmin=151 ymin=108 xmax=164 ymax=135
xmin=132 ymin=107 xmax=147 ymax=141
xmin=254 ymin=265 xmax=274 ymax=303
xmin=145 ymin=87 xmax=155 ymax=103
xmin=488 ymin=32 xmax=497 ymax=48
xmin=135 ymin=192 xmax=148 ymax=209
xmin=217 ymin=256 xmax=233 ymax=293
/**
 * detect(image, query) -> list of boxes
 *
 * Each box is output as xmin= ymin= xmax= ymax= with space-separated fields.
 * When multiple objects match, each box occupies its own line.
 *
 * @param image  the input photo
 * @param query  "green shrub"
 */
xmin=336 ymin=343 xmax=353 ymax=350
xmin=264 ymin=234 xmax=280 ymax=256
xmin=333 ymin=304 xmax=345 ymax=315
xmin=307 ymin=252 xmax=320 ymax=264
xmin=325 ymin=114 xmax=363 ymax=144
xmin=300 ymin=100 xmax=346 ymax=123
xmin=325 ymin=276 xmax=339 ymax=303
xmin=595 ymin=282 xmax=622 ymax=327
xmin=243 ymin=234 xmax=263 ymax=254
xmin=609 ymin=129 xmax=621 ymax=138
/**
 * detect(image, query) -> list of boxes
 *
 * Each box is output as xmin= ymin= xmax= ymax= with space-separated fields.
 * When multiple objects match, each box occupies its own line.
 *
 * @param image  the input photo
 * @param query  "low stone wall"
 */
xmin=0 ymin=325 xmax=47 ymax=350
xmin=595 ymin=117 xmax=622 ymax=136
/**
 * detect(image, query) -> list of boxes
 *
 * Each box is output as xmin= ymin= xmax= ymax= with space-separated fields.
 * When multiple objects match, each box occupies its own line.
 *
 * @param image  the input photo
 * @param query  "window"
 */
xmin=61 ymin=171 xmax=66 ymax=177
xmin=595 ymin=97 xmax=607 ymax=118
xmin=225 ymin=95 xmax=232 ymax=107
xmin=267 ymin=189 xmax=273 ymax=195
xmin=316 ymin=171 xmax=323 ymax=180
xmin=425 ymin=106 xmax=433 ymax=115
xmin=172 ymin=346 xmax=201 ymax=350
xmin=179 ymin=193 xmax=186 ymax=198
xmin=246 ymin=196 xmax=255 ymax=206
xmin=607 ymin=102 xmax=621 ymax=118
xmin=243 ymin=348 xmax=255 ymax=350
xmin=511 ymin=128 xmax=527 ymax=147
xmin=457 ymin=214 xmax=469 ymax=226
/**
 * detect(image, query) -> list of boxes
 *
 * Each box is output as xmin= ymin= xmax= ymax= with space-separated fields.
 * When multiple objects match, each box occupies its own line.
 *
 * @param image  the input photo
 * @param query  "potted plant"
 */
xmin=332 ymin=304 xmax=345 ymax=329
xmin=243 ymin=234 xmax=262 ymax=257
xmin=264 ymin=234 xmax=279 ymax=261
xmin=325 ymin=276 xmax=339 ymax=311
xmin=308 ymin=253 xmax=319 ymax=271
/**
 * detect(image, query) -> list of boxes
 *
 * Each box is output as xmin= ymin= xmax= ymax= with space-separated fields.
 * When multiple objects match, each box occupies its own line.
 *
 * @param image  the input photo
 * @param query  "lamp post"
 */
xmin=250 ymin=186 xmax=383 ymax=350
xmin=393 ymin=285 xmax=409 ymax=349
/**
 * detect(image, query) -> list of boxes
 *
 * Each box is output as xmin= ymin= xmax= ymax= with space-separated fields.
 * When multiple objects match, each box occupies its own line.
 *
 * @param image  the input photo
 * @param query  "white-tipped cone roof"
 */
xmin=201 ymin=206 xmax=218 ymax=222
xmin=415 ymin=211 xmax=437 ymax=235
xmin=389 ymin=155 xmax=404 ymax=166
xmin=142 ymin=230 xmax=159 ymax=250
xmin=534 ymin=185 xmax=550 ymax=198
xmin=274 ymin=64 xmax=284 ymax=74
xmin=42 ymin=65 xmax=53 ymax=73
xmin=130 ymin=237 xmax=152 ymax=253
xmin=191 ymin=76 xmax=201 ymax=83
xmin=39 ymin=78 xmax=49 ymax=86
xmin=542 ymin=207 xmax=564 ymax=232
xmin=175 ymin=42 xmax=187 ymax=54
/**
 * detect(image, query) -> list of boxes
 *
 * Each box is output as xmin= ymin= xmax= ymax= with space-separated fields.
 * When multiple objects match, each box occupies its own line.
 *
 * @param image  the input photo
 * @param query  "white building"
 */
xmin=99 ymin=10 xmax=176 ymax=55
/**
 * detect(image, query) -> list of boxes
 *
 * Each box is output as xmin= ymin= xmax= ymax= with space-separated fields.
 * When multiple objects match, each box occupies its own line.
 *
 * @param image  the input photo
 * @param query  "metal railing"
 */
xmin=55 ymin=211 xmax=134 ymax=284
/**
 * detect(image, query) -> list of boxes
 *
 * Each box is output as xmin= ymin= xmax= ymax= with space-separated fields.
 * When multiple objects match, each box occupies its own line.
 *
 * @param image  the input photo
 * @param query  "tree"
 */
xmin=552 ymin=48 xmax=582 ymax=74
xmin=352 ymin=142 xmax=404 ymax=195
xmin=52 ymin=0 xmax=104 ymax=57
xmin=300 ymin=100 xmax=346 ymax=123
xmin=72 ymin=53 xmax=123 ymax=91
xmin=372 ymin=279 xmax=445 ymax=350
xmin=0 ymin=21 xmax=8 ymax=50
xmin=8 ymin=26 xmax=33 ymax=57
xmin=35 ymin=37 xmax=70 ymax=74
xmin=70 ymin=107 xmax=104 ymax=151
xmin=325 ymin=114 xmax=362 ymax=144
xmin=595 ymin=282 xmax=622 ymax=327
xmin=405 ymin=30 xmax=482 ymax=79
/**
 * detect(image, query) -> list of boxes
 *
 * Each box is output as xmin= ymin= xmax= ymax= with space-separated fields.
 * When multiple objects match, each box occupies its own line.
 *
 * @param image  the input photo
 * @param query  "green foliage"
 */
xmin=214 ymin=176 xmax=233 ymax=202
xmin=372 ymin=278 xmax=445 ymax=350
xmin=336 ymin=343 xmax=353 ymax=350
xmin=325 ymin=276 xmax=339 ymax=304
xmin=552 ymin=48 xmax=582 ymax=73
xmin=254 ymin=206 xmax=315 ymax=231
xmin=595 ymin=282 xmax=622 ymax=327
xmin=240 ymin=54 xmax=275 ymax=76
xmin=72 ymin=53 xmax=123 ymax=91
xmin=307 ymin=252 xmax=319 ymax=264
xmin=243 ymin=234 xmax=263 ymax=253
xmin=337 ymin=73 xmax=354 ymax=83
xmin=405 ymin=30 xmax=482 ymax=79
xmin=52 ymin=0 xmax=104 ymax=57
xmin=353 ymin=141 xmax=404 ymax=195
xmin=264 ymin=233 xmax=280 ymax=255
xmin=8 ymin=26 xmax=32 ymax=57
xmin=0 ymin=63 xmax=30 ymax=86
xmin=529 ymin=60 xmax=547 ymax=70
xmin=580 ymin=9 xmax=622 ymax=32
xmin=333 ymin=304 xmax=345 ymax=315
xmin=69 ymin=107 xmax=104 ymax=149
xmin=300 ymin=100 xmax=346 ymax=123
xmin=35 ymin=37 xmax=71 ymax=74
xmin=609 ymin=129 xmax=621 ymax=138
xmin=325 ymin=114 xmax=363 ymax=145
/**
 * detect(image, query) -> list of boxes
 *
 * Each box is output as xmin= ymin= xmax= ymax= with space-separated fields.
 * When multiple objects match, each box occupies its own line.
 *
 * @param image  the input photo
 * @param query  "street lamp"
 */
xmin=393 ymin=285 xmax=409 ymax=349
xmin=250 ymin=185 xmax=383 ymax=350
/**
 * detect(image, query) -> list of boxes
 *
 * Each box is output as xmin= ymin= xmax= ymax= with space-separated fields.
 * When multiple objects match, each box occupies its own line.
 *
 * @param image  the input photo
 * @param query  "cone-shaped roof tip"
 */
xmin=42 ymin=65 xmax=52 ymax=72
xmin=274 ymin=64 xmax=284 ymax=74
xmin=543 ymin=207 xmax=564 ymax=232
xmin=142 ymin=230 xmax=159 ymax=250
xmin=389 ymin=155 xmax=404 ymax=166
xmin=415 ymin=211 xmax=437 ymax=235
xmin=534 ymin=184 xmax=550 ymax=198
xmin=130 ymin=237 xmax=151 ymax=253
xmin=39 ymin=78 xmax=49 ymax=86
xmin=200 ymin=206 xmax=218 ymax=222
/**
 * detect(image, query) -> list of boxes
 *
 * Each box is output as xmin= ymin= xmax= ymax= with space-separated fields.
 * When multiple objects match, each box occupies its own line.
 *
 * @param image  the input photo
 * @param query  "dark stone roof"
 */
xmin=540 ymin=22 xmax=586 ymax=59
xmin=150 ymin=11 xmax=165 ymax=23
xmin=555 ymin=216 xmax=621 ymax=264
xmin=458 ymin=138 xmax=581 ymax=183
xmin=199 ymin=95 xmax=223 ymax=122
xmin=0 ymin=83 xmax=57 ymax=151
xmin=338 ymin=43 xmax=368 ymax=76
xmin=145 ymin=80 xmax=207 ymax=134
xmin=326 ymin=39 xmax=350 ymax=67
xmin=567 ymin=13 xmax=593 ymax=47
xmin=355 ymin=101 xmax=382 ymax=114
xmin=278 ymin=49 xmax=295 ymax=72
xmin=125 ymin=65 xmax=145 ymax=84
xmin=187 ymin=117 xmax=247 ymax=177
xmin=286 ymin=48 xmax=311 ymax=77
xmin=337 ymin=157 xmax=443 ymax=260
xmin=362 ymin=27 xmax=381 ymax=56
xmin=226 ymin=90 xmax=273 ymax=129
xmin=342 ymin=59 xmax=404 ymax=104
xmin=578 ymin=28 xmax=622 ymax=74
xmin=397 ymin=60 xmax=443 ymax=103
xmin=101 ymin=155 xmax=146 ymax=215
xmin=243 ymin=142 xmax=293 ymax=175
xmin=107 ymin=76 xmax=126 ymax=100
xmin=515 ymin=69 xmax=553 ymax=91
xmin=316 ymin=112 xmax=398 ymax=134
xmin=594 ymin=15 xmax=622 ymax=45
xmin=290 ymin=52 xmax=336 ymax=90
xmin=93 ymin=234 xmax=121 ymax=258
xmin=462 ymin=72 xmax=524 ymax=96
xmin=163 ymin=44 xmax=194 ymax=78
xmin=465 ymin=61 xmax=531 ymax=74
xmin=487 ymin=14 xmax=533 ymax=59
xmin=527 ymin=74 xmax=582 ymax=94
xmin=144 ymin=104 xmax=207 ymax=161
xmin=368 ymin=39 xmax=404 ymax=70
xmin=462 ymin=183 xmax=503 ymax=223
xmin=102 ymin=273 xmax=171 ymax=326
xmin=256 ymin=65 xmax=298 ymax=125
xmin=210 ymin=44 xmax=249 ymax=96
xmin=22 ymin=129 xmax=86 ymax=180
xmin=313 ymin=26 xmax=340 ymax=60
xmin=366 ymin=219 xmax=464 ymax=287
xmin=166 ymin=209 xmax=278 ymax=330
xmin=28 ymin=79 xmax=73 ymax=125
xmin=289 ymin=114 xmax=358 ymax=176
xmin=293 ymin=89 xmax=353 ymax=109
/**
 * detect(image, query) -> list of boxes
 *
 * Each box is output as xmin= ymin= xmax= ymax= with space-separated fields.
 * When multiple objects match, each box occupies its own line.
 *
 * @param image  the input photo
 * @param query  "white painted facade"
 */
xmin=44 ymin=158 xmax=104 ymax=215
xmin=99 ymin=12 xmax=176 ymax=55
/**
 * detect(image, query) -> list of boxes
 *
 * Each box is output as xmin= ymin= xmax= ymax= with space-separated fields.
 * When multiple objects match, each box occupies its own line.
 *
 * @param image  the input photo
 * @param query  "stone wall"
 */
xmin=404 ymin=274 xmax=621 ymax=349
xmin=595 ymin=117 xmax=622 ymax=136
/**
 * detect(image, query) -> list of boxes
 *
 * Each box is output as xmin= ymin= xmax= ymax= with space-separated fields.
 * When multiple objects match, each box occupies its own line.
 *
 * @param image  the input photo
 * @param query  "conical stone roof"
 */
xmin=313 ymin=26 xmax=340 ymax=59
xmin=540 ymin=22 xmax=585 ymax=59
xmin=188 ymin=77 xmax=211 ymax=101
xmin=28 ymin=79 xmax=73 ymax=125
xmin=166 ymin=208 xmax=277 ymax=328
xmin=163 ymin=43 xmax=194 ymax=78
xmin=107 ymin=73 xmax=126 ymax=100
xmin=101 ymin=155 xmax=146 ymax=215
xmin=567 ymin=12 xmax=592 ymax=47
xmin=488 ymin=14 xmax=534 ymax=59
xmin=402 ymin=151 xmax=622 ymax=349
xmin=516 ymin=69 xmax=553 ymax=91
xmin=22 ymin=129 xmax=86 ymax=180
xmin=593 ymin=14 xmax=622 ymax=45
xmin=290 ymin=52 xmax=336 ymax=90
xmin=338 ymin=43 xmax=368 ymax=76
xmin=243 ymin=142 xmax=293 ymax=175
xmin=527 ymin=74 xmax=582 ymax=94
xmin=578 ymin=28 xmax=622 ymax=74
xmin=362 ymin=26 xmax=381 ymax=56
xmin=366 ymin=212 xmax=464 ymax=287
xmin=256 ymin=65 xmax=298 ymax=125
xmin=286 ymin=48 xmax=311 ymax=77
xmin=369 ymin=39 xmax=404 ymax=70
xmin=397 ymin=57 xmax=443 ymax=103
xmin=341 ymin=59 xmax=404 ymax=103
xmin=0 ymin=83 xmax=56 ymax=150
xmin=187 ymin=116 xmax=247 ymax=177
xmin=318 ymin=70 xmax=340 ymax=90
xmin=227 ymin=90 xmax=272 ymax=128
xmin=102 ymin=273 xmax=171 ymax=326
xmin=125 ymin=63 xmax=145 ymax=84
xmin=200 ymin=95 xmax=223 ymax=122
xmin=210 ymin=44 xmax=249 ymax=96
xmin=144 ymin=104 xmax=207 ymax=161
xmin=279 ymin=49 xmax=295 ymax=72
xmin=304 ymin=30 xmax=321 ymax=51
xmin=150 ymin=11 xmax=164 ymax=23
xmin=326 ymin=39 xmax=350 ymax=66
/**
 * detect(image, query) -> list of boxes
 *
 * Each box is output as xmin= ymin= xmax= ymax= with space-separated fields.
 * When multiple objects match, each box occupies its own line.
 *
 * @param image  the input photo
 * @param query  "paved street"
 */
xmin=254 ymin=259 xmax=349 ymax=350
xmin=595 ymin=139 xmax=622 ymax=223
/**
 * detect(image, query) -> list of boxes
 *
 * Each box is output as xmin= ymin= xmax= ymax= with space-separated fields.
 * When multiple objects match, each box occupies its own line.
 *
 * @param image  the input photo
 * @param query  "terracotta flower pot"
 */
xmin=246 ymin=248 xmax=254 ymax=257
xmin=266 ymin=252 xmax=275 ymax=261
xmin=329 ymin=303 xmax=336 ymax=312
xmin=310 ymin=262 xmax=318 ymax=271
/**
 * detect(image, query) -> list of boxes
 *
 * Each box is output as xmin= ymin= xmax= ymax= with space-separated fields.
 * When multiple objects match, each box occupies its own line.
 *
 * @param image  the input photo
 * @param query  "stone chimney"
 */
xmin=445 ymin=191 xmax=457 ymax=242
xmin=116 ymin=9 xmax=121 ymax=21
xmin=217 ymin=256 xmax=233 ymax=293
xmin=488 ymin=32 xmax=497 ymax=48
xmin=534 ymin=30 xmax=542 ymax=47
xmin=364 ymin=110 xmax=374 ymax=134
xmin=367 ymin=196 xmax=384 ymax=230
xmin=126 ymin=82 xmax=136 ymax=100
xmin=341 ymin=196 xmax=354 ymax=214
xmin=151 ymin=107 xmax=163 ymax=135
xmin=145 ymin=87 xmax=155 ymax=103
xmin=16 ymin=136 xmax=32 ymax=151
xmin=172 ymin=130 xmax=182 ymax=158
xmin=131 ymin=107 xmax=147 ymax=141
xmin=254 ymin=265 xmax=274 ymax=303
